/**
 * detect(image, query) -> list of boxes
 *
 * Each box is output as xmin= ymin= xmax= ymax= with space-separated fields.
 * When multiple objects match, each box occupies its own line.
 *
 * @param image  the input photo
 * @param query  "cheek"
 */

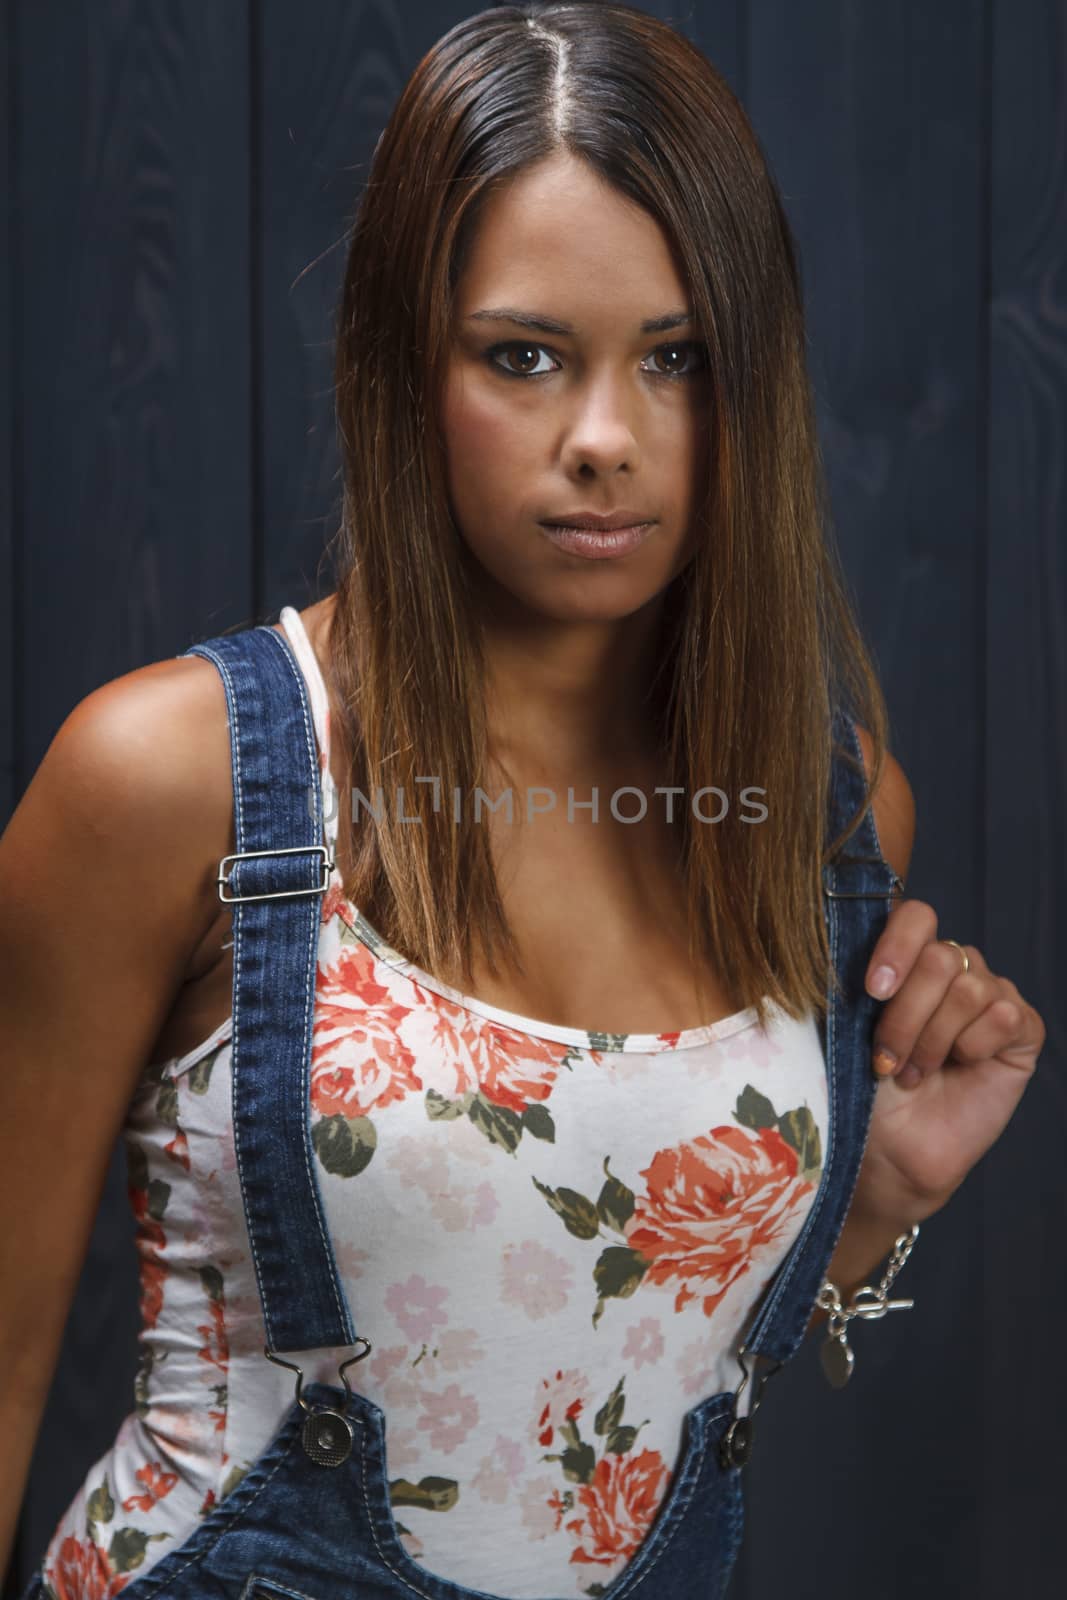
xmin=450 ymin=395 xmax=533 ymax=482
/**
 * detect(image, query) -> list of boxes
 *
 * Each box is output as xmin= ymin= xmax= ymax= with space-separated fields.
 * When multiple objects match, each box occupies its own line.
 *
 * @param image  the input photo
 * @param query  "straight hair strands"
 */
xmin=323 ymin=0 xmax=891 ymax=1030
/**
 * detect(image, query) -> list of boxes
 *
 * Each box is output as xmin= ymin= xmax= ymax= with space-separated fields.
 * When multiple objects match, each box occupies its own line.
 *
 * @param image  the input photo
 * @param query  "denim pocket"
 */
xmin=240 ymin=1578 xmax=321 ymax=1600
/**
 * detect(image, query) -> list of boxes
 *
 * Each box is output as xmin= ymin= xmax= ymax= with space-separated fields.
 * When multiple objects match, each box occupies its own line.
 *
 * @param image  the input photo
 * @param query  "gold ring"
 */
xmin=940 ymin=938 xmax=970 ymax=976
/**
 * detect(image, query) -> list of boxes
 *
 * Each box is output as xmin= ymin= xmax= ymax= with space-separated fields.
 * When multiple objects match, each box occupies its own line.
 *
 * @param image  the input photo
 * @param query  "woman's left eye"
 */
xmin=485 ymin=341 xmax=709 ymax=380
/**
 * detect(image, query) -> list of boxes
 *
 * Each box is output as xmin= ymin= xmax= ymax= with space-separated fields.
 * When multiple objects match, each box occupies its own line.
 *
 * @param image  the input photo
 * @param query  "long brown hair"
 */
xmin=324 ymin=0 xmax=890 ymax=1028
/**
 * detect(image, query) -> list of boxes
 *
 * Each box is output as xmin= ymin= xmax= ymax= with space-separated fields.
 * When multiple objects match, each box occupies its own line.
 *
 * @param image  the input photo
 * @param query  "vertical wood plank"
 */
xmin=742 ymin=3 xmax=988 ymax=1594
xmin=11 ymin=0 xmax=252 ymax=1582
xmin=981 ymin=1 xmax=1067 ymax=1588
xmin=256 ymin=0 xmax=411 ymax=618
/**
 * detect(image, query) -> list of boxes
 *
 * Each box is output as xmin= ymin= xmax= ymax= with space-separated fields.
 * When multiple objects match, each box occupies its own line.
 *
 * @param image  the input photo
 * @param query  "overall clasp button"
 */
xmin=719 ymin=1345 xmax=782 ymax=1471
xmin=264 ymin=1339 xmax=373 ymax=1469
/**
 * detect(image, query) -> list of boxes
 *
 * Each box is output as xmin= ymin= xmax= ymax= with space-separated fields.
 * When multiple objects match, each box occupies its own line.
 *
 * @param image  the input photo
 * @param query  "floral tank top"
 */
xmin=41 ymin=605 xmax=830 ymax=1600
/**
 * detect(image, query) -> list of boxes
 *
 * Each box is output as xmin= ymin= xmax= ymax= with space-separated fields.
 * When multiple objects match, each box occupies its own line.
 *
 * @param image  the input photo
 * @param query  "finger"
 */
xmin=910 ymin=977 xmax=1022 ymax=1077
xmin=871 ymin=940 xmax=989 ymax=1078
xmin=865 ymin=899 xmax=939 ymax=1000
xmin=952 ymin=982 xmax=1045 ymax=1070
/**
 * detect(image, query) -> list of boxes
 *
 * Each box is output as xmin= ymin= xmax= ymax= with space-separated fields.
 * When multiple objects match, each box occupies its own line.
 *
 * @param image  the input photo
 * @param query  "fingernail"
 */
xmin=872 ymin=1046 xmax=898 ymax=1077
xmin=869 ymin=965 xmax=896 ymax=999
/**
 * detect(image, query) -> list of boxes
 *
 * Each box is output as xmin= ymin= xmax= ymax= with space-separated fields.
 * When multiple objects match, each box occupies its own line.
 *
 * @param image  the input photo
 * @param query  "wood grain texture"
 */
xmin=4 ymin=1 xmax=1063 ymax=1594
xmin=7 ymin=0 xmax=254 ymax=1588
xmin=980 ymin=0 xmax=1067 ymax=1586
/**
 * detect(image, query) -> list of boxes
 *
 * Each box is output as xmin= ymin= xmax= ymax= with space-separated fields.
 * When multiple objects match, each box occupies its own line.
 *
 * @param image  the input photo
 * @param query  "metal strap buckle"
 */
xmin=824 ymin=858 xmax=905 ymax=901
xmin=217 ymin=844 xmax=334 ymax=904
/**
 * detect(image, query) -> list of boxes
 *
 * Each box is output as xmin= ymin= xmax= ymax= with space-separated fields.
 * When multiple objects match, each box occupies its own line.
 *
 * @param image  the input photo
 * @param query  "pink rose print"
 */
xmin=311 ymin=945 xmax=423 ymax=1118
xmin=472 ymin=1434 xmax=525 ymax=1503
xmin=519 ymin=1475 xmax=563 ymax=1540
xmin=46 ymin=1534 xmax=129 ymax=1598
xmin=386 ymin=1134 xmax=450 ymax=1193
xmin=531 ymin=1367 xmax=592 ymax=1449
xmin=121 ymin=1460 xmax=178 ymax=1513
xmin=721 ymin=1020 xmax=784 ymax=1068
xmin=368 ymin=1344 xmax=408 ymax=1386
xmin=501 ymin=1239 xmax=574 ymax=1321
xmin=383 ymin=1424 xmax=421 ymax=1473
xmin=430 ymin=1179 xmax=500 ymax=1232
xmin=398 ymin=1525 xmax=425 ymax=1559
xmin=479 ymin=1026 xmax=567 ymax=1115
xmin=399 ymin=977 xmax=568 ymax=1113
xmin=331 ymin=1240 xmax=371 ymax=1278
xmin=420 ymin=1327 xmax=485 ymax=1375
xmin=384 ymin=1274 xmax=449 ymax=1343
xmin=624 ymin=1125 xmax=814 ymax=1316
xmin=417 ymin=1383 xmax=479 ymax=1452
xmin=319 ymin=881 xmax=348 ymax=926
xmin=621 ymin=1316 xmax=664 ymax=1370
xmin=470 ymin=1180 xmax=499 ymax=1226
xmin=676 ymin=1335 xmax=718 ymax=1397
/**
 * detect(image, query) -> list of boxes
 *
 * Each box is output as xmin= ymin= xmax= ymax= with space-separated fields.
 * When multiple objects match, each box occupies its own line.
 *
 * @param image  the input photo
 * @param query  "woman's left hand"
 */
xmin=854 ymin=898 xmax=1046 ymax=1225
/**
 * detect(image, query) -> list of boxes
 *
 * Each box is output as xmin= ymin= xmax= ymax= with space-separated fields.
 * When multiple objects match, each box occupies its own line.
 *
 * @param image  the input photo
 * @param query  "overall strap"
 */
xmin=180 ymin=623 xmax=358 ymax=1354
xmin=740 ymin=704 xmax=903 ymax=1368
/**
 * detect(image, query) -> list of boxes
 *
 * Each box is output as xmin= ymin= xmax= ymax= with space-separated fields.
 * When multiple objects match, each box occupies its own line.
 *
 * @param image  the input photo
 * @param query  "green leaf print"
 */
xmin=532 ymin=1176 xmax=601 ymax=1240
xmin=587 ymin=1030 xmax=628 ymax=1053
xmin=134 ymin=1347 xmax=155 ymax=1416
xmin=521 ymin=1103 xmax=556 ymax=1143
xmin=595 ymin=1157 xmax=634 ymax=1231
xmin=220 ymin=1463 xmax=248 ymax=1500
xmin=605 ymin=1423 xmax=646 ymax=1455
xmin=593 ymin=1377 xmax=625 ymax=1437
xmin=591 ymin=1245 xmax=648 ymax=1329
xmin=425 ymin=1087 xmax=474 ymax=1120
xmin=542 ymin=1417 xmax=596 ymax=1485
xmin=86 ymin=1474 xmax=115 ymax=1531
xmin=189 ymin=1049 xmax=219 ymax=1095
xmin=146 ymin=1178 xmax=171 ymax=1221
xmin=468 ymin=1093 xmax=524 ymax=1153
xmin=734 ymin=1084 xmax=778 ymax=1130
xmin=312 ymin=1113 xmax=377 ymax=1177
xmin=155 ymin=1076 xmax=179 ymax=1129
xmin=199 ymin=1263 xmax=224 ymax=1302
xmin=777 ymin=1105 xmax=823 ymax=1180
xmin=108 ymin=1527 xmax=169 ymax=1573
xmin=558 ymin=1438 xmax=596 ymax=1484
xmin=389 ymin=1475 xmax=460 ymax=1512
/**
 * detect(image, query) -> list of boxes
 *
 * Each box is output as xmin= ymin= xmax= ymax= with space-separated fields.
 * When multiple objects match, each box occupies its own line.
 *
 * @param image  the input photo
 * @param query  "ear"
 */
xmin=853 ymin=724 xmax=916 ymax=888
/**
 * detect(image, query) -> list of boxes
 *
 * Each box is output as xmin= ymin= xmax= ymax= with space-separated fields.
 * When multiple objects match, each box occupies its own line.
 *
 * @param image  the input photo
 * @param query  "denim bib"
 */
xmin=23 ymin=621 xmax=901 ymax=1600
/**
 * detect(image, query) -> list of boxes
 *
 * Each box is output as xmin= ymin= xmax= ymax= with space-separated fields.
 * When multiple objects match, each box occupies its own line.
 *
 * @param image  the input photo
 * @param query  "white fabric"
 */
xmin=40 ymin=606 xmax=828 ymax=1600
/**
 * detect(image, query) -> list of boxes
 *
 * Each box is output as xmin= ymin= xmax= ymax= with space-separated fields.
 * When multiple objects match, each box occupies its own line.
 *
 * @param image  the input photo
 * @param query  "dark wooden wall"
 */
xmin=3 ymin=2 xmax=1063 ymax=1595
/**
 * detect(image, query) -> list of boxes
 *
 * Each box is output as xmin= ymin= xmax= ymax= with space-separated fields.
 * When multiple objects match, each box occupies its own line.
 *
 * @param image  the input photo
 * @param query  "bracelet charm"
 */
xmin=815 ymin=1224 xmax=920 ymax=1388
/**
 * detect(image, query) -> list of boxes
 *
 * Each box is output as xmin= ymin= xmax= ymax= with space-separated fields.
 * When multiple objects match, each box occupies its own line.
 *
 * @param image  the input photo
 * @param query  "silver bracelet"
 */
xmin=815 ymin=1223 xmax=920 ymax=1388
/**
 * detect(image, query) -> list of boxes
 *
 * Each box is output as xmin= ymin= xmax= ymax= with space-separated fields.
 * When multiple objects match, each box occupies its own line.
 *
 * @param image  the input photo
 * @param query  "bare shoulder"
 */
xmin=2 ymin=651 xmax=234 ymax=971
xmin=853 ymin=722 xmax=916 ymax=887
xmin=0 ymin=652 xmax=236 ymax=1436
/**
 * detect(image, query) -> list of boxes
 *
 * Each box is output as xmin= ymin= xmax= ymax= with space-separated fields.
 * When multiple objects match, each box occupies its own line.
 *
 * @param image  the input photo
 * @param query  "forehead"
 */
xmin=453 ymin=152 xmax=690 ymax=326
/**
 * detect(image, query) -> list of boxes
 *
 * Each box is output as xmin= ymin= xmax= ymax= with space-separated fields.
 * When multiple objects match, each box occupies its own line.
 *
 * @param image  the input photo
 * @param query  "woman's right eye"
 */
xmin=486 ymin=342 xmax=559 ymax=379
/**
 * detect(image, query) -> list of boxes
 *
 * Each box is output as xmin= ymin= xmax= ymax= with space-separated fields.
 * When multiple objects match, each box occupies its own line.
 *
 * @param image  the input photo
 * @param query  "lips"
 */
xmin=540 ymin=512 xmax=653 ymax=531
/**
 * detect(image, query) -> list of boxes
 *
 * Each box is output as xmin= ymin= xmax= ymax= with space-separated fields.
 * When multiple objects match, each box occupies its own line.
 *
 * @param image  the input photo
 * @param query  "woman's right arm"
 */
xmin=0 ymin=652 xmax=233 ymax=1576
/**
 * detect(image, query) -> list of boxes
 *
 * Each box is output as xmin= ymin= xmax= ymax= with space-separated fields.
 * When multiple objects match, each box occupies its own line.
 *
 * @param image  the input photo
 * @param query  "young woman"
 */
xmin=0 ymin=4 xmax=1044 ymax=1599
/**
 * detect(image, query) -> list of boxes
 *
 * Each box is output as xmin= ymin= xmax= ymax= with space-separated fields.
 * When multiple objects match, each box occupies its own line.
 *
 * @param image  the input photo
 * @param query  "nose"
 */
xmin=559 ymin=371 xmax=640 ymax=478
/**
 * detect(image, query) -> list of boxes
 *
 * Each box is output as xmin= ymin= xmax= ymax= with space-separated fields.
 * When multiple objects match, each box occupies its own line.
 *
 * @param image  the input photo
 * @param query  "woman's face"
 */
xmin=440 ymin=151 xmax=711 ymax=626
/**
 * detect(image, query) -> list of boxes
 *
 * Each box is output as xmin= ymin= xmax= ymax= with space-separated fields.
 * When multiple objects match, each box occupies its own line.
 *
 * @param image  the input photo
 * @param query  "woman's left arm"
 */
xmin=810 ymin=730 xmax=1047 ymax=1325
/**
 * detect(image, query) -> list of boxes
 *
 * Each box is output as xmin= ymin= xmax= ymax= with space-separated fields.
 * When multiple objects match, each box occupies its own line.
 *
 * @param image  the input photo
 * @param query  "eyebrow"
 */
xmin=465 ymin=307 xmax=695 ymax=336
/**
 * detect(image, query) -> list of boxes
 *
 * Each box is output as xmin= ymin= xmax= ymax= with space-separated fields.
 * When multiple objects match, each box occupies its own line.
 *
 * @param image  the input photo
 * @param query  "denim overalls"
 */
xmin=23 ymin=620 xmax=901 ymax=1600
